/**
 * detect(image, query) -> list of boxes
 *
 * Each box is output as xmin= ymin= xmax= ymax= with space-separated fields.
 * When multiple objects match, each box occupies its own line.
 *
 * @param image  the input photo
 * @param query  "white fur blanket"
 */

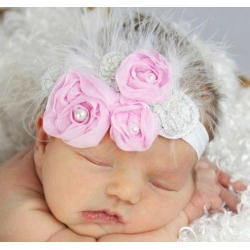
xmin=179 ymin=78 xmax=250 ymax=242
xmin=0 ymin=8 xmax=250 ymax=242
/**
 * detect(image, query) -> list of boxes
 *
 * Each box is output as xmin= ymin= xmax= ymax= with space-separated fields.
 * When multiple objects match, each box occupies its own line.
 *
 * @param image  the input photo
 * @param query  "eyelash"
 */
xmin=149 ymin=180 xmax=174 ymax=192
xmin=90 ymin=159 xmax=111 ymax=168
xmin=77 ymin=153 xmax=112 ymax=168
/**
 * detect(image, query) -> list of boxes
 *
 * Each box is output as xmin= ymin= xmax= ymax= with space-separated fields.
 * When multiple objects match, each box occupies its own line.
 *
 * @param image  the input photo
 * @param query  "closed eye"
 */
xmin=86 ymin=157 xmax=111 ymax=167
xmin=149 ymin=179 xmax=176 ymax=192
xmin=76 ymin=152 xmax=112 ymax=168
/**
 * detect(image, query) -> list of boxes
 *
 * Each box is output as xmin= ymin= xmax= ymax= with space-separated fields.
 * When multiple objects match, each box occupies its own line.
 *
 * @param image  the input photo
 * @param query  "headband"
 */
xmin=43 ymin=50 xmax=209 ymax=159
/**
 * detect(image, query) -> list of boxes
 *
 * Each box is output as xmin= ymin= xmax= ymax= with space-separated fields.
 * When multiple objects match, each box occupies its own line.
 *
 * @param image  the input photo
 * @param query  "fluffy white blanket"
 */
xmin=0 ymin=8 xmax=249 ymax=242
xmin=179 ymin=74 xmax=250 ymax=242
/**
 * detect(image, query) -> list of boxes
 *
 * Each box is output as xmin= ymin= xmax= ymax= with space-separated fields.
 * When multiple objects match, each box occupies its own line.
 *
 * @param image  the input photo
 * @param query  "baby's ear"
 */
xmin=34 ymin=112 xmax=50 ymax=174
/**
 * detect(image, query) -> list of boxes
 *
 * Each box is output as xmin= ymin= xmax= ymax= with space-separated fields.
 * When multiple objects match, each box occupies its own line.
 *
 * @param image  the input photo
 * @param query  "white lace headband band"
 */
xmin=42 ymin=49 xmax=209 ymax=159
xmin=153 ymin=90 xmax=209 ymax=158
xmin=182 ymin=122 xmax=209 ymax=159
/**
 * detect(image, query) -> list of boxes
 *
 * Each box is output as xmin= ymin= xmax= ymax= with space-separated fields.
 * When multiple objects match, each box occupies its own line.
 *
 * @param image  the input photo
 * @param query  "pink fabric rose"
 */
xmin=43 ymin=70 xmax=118 ymax=148
xmin=115 ymin=50 xmax=171 ymax=104
xmin=110 ymin=97 xmax=160 ymax=151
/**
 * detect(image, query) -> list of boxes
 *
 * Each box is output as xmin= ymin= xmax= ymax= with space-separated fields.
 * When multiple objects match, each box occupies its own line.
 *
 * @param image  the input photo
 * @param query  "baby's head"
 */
xmin=38 ymin=8 xmax=221 ymax=153
xmin=31 ymin=8 xmax=222 ymax=238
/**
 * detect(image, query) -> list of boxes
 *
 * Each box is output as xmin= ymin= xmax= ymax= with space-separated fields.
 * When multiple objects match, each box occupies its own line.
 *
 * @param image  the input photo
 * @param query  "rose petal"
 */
xmin=110 ymin=98 xmax=160 ymax=151
xmin=44 ymin=70 xmax=119 ymax=148
xmin=116 ymin=50 xmax=171 ymax=104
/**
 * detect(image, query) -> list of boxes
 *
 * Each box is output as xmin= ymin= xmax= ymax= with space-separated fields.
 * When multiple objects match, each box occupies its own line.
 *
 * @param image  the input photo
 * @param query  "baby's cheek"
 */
xmin=159 ymin=182 xmax=195 ymax=226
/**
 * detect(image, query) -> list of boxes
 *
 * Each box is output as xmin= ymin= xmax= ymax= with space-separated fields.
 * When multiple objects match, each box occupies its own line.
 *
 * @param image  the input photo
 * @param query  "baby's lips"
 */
xmin=82 ymin=210 xmax=124 ymax=223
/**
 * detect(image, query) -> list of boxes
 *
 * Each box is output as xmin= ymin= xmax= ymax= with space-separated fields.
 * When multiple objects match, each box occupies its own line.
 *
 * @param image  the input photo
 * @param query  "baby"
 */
xmin=0 ymin=8 xmax=246 ymax=241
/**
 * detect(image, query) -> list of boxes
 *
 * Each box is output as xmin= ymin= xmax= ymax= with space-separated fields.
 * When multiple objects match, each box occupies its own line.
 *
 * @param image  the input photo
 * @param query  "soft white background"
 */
xmin=138 ymin=7 xmax=250 ymax=77
xmin=2 ymin=2 xmax=250 ymax=76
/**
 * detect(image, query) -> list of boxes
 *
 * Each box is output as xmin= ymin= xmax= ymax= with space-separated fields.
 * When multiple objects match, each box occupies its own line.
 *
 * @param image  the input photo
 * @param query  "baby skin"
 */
xmin=0 ymin=115 xmax=246 ymax=241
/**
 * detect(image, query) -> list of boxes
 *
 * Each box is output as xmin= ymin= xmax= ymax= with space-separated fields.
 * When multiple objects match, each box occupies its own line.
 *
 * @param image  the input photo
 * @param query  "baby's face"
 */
xmin=36 ymin=130 xmax=197 ymax=238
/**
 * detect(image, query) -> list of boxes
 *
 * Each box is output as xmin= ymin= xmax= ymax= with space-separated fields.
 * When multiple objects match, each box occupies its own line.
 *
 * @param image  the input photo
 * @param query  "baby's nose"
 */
xmin=105 ymin=169 xmax=144 ymax=204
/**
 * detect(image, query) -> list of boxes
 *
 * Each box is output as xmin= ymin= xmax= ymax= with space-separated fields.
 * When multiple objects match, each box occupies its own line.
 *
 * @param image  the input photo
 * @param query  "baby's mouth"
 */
xmin=82 ymin=210 xmax=124 ymax=223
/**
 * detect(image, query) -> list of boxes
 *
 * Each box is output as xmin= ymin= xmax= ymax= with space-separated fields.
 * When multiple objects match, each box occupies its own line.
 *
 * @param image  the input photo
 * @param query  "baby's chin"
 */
xmin=67 ymin=222 xmax=127 ymax=239
xmin=67 ymin=221 xmax=155 ymax=239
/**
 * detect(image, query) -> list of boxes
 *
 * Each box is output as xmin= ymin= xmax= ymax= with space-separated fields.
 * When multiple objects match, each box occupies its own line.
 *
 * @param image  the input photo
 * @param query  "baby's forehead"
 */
xmin=76 ymin=133 xmax=197 ymax=173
